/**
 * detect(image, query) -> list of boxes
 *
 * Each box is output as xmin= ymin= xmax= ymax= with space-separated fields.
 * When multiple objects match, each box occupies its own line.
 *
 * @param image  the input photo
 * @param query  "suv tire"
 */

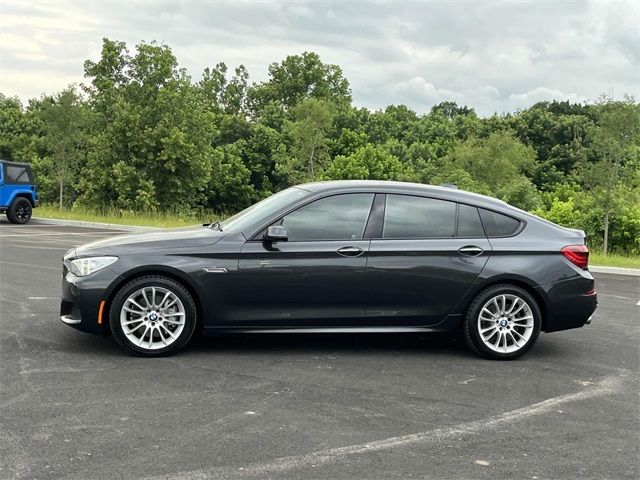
xmin=7 ymin=197 xmax=32 ymax=224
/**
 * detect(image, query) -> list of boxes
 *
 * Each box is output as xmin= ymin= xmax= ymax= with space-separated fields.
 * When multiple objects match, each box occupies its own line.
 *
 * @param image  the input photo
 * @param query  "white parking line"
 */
xmin=0 ymin=244 xmax=74 ymax=251
xmin=0 ymin=260 xmax=60 ymax=271
xmin=144 ymin=375 xmax=624 ymax=479
xmin=0 ymin=232 xmax=112 ymax=238
xmin=0 ymin=224 xmax=64 ymax=229
xmin=598 ymin=293 xmax=632 ymax=301
xmin=5 ymin=236 xmax=113 ymax=246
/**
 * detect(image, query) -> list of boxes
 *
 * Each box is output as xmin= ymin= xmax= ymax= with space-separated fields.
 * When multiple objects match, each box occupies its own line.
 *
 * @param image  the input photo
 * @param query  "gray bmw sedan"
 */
xmin=60 ymin=181 xmax=597 ymax=359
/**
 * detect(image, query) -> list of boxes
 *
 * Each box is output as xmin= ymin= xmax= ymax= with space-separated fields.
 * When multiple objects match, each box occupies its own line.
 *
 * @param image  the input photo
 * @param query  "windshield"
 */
xmin=220 ymin=187 xmax=309 ymax=234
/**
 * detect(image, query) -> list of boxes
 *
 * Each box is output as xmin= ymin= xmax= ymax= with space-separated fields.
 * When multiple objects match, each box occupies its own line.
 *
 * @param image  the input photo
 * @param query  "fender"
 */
xmin=102 ymin=264 xmax=207 ymax=327
xmin=450 ymin=271 xmax=551 ymax=323
xmin=1 ymin=188 xmax=36 ymax=208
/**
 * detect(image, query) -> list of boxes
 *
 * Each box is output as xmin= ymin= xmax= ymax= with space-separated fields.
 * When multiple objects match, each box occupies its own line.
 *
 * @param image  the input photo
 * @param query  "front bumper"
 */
xmin=60 ymin=264 xmax=120 ymax=334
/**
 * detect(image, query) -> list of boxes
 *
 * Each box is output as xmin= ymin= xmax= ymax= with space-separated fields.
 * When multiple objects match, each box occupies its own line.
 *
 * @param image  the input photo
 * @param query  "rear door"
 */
xmin=365 ymin=195 xmax=492 ymax=326
xmin=227 ymin=193 xmax=376 ymax=327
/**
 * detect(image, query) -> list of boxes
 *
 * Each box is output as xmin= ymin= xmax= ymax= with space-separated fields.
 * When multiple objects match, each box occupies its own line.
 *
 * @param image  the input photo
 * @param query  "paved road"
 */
xmin=1 ymin=221 xmax=638 ymax=480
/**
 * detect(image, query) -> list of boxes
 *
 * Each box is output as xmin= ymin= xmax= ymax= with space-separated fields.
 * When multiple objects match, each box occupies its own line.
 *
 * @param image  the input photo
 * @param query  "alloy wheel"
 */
xmin=477 ymin=293 xmax=534 ymax=354
xmin=119 ymin=286 xmax=186 ymax=350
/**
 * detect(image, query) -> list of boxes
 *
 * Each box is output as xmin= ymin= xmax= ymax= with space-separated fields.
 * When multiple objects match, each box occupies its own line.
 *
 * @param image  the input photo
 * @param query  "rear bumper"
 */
xmin=537 ymin=273 xmax=598 ymax=332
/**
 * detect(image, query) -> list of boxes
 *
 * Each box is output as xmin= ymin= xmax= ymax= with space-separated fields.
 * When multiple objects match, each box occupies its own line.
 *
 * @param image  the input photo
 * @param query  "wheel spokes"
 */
xmin=120 ymin=286 xmax=186 ymax=350
xmin=477 ymin=293 xmax=535 ymax=354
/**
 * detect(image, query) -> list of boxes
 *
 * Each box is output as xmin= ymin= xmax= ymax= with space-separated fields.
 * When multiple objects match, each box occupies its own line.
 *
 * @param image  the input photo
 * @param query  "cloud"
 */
xmin=0 ymin=0 xmax=637 ymax=116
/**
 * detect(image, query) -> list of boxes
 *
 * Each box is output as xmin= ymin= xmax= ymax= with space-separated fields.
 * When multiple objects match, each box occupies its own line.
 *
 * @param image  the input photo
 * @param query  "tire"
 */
xmin=462 ymin=284 xmax=541 ymax=360
xmin=110 ymin=275 xmax=197 ymax=357
xmin=7 ymin=197 xmax=32 ymax=224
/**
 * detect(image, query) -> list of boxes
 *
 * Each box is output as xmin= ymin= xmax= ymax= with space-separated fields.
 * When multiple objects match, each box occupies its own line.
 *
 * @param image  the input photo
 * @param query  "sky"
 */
xmin=1 ymin=0 xmax=638 ymax=116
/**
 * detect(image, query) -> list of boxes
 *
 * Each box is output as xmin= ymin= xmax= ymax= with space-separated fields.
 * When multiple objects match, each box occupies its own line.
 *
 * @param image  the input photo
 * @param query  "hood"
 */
xmin=74 ymin=227 xmax=227 ymax=256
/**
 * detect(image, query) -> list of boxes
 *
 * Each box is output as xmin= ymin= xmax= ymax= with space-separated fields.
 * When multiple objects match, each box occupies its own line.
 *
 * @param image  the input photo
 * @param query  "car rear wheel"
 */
xmin=110 ymin=276 xmax=197 ymax=356
xmin=463 ymin=284 xmax=541 ymax=360
xmin=7 ymin=197 xmax=32 ymax=224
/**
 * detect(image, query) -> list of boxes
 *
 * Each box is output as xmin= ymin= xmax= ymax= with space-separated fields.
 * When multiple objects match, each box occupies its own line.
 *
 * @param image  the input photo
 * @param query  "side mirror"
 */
xmin=264 ymin=225 xmax=288 ymax=242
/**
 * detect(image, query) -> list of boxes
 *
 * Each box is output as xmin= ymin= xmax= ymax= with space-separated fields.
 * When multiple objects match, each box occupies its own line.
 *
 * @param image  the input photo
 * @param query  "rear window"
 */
xmin=383 ymin=195 xmax=456 ymax=238
xmin=479 ymin=208 xmax=521 ymax=237
xmin=4 ymin=164 xmax=32 ymax=184
xmin=457 ymin=204 xmax=485 ymax=237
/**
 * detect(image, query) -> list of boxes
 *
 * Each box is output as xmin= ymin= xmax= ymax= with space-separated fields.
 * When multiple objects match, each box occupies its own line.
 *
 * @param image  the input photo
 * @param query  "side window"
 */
xmin=479 ymin=208 xmax=521 ymax=236
xmin=281 ymin=194 xmax=374 ymax=241
xmin=383 ymin=195 xmax=456 ymax=238
xmin=457 ymin=204 xmax=485 ymax=237
xmin=5 ymin=165 xmax=30 ymax=184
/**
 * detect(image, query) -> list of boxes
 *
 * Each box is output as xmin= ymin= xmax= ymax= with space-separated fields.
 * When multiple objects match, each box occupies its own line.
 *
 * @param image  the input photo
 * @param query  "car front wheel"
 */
xmin=463 ymin=284 xmax=541 ymax=360
xmin=110 ymin=276 xmax=197 ymax=356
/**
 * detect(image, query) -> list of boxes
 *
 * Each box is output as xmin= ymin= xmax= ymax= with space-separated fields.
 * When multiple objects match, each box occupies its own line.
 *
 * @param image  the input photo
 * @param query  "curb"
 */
xmin=590 ymin=265 xmax=640 ymax=277
xmin=31 ymin=217 xmax=163 ymax=232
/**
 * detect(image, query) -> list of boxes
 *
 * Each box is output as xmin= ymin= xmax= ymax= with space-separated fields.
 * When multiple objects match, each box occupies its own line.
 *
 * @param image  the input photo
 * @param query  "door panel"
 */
xmin=365 ymin=238 xmax=492 ymax=325
xmin=226 ymin=240 xmax=370 ymax=326
xmin=223 ymin=192 xmax=376 ymax=327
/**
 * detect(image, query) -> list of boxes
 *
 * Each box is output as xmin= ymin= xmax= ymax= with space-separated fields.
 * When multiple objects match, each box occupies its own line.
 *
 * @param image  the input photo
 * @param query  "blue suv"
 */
xmin=0 ymin=160 xmax=39 ymax=224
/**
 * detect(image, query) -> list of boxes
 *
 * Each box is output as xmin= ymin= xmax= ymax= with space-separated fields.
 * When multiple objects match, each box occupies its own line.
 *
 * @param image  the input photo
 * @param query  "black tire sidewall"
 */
xmin=110 ymin=276 xmax=197 ymax=356
xmin=7 ymin=198 xmax=32 ymax=224
xmin=464 ymin=285 xmax=541 ymax=360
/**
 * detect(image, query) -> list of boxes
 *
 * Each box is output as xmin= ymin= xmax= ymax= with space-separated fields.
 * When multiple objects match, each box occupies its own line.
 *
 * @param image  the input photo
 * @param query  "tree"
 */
xmin=206 ymin=144 xmax=256 ymax=212
xmin=441 ymin=130 xmax=539 ymax=209
xmin=322 ymin=145 xmax=405 ymax=181
xmin=78 ymin=39 xmax=214 ymax=211
xmin=276 ymin=98 xmax=333 ymax=184
xmin=580 ymin=97 xmax=640 ymax=254
xmin=39 ymin=88 xmax=88 ymax=208
xmin=431 ymin=101 xmax=474 ymax=119
xmin=198 ymin=63 xmax=249 ymax=116
xmin=0 ymin=95 xmax=38 ymax=163
xmin=247 ymin=52 xmax=351 ymax=114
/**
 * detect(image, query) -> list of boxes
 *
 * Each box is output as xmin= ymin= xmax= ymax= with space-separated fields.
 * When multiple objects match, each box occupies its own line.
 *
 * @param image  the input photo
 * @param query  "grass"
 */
xmin=34 ymin=204 xmax=640 ymax=269
xmin=35 ymin=204 xmax=220 ymax=228
xmin=590 ymin=251 xmax=640 ymax=269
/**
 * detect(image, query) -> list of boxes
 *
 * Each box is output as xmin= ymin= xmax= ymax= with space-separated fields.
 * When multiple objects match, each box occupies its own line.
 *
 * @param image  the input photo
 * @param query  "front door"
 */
xmin=225 ymin=193 xmax=376 ymax=327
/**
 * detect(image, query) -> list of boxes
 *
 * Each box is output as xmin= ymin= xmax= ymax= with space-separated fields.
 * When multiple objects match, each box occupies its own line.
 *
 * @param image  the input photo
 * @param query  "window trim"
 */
xmin=249 ymin=192 xmax=377 ymax=243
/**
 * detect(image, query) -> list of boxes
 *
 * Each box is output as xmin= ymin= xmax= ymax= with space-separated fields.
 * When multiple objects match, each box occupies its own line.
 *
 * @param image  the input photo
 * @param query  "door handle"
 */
xmin=458 ymin=245 xmax=484 ymax=257
xmin=336 ymin=246 xmax=365 ymax=257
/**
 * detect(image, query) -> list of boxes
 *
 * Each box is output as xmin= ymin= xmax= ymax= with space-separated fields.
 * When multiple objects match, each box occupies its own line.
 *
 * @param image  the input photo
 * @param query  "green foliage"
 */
xmin=275 ymin=98 xmax=334 ymax=184
xmin=77 ymin=39 xmax=214 ymax=211
xmin=247 ymin=51 xmax=351 ymax=113
xmin=439 ymin=131 xmax=540 ymax=209
xmin=322 ymin=145 xmax=405 ymax=181
xmin=37 ymin=88 xmax=89 ymax=207
xmin=1 ymin=38 xmax=639 ymax=254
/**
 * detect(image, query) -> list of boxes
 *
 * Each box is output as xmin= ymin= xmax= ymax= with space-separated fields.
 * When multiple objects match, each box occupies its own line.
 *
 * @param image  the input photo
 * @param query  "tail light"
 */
xmin=561 ymin=245 xmax=589 ymax=269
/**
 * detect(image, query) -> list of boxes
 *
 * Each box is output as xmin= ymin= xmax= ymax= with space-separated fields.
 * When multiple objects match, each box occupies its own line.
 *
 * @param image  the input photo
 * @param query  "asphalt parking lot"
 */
xmin=1 ymin=220 xmax=638 ymax=480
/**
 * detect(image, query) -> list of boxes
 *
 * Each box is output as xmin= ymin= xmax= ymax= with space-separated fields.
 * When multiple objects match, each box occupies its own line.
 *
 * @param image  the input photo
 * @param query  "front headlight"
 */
xmin=69 ymin=256 xmax=118 ymax=277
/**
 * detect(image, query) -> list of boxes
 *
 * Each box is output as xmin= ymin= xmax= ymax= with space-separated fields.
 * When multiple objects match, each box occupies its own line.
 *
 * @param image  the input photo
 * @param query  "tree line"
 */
xmin=1 ymin=38 xmax=638 ymax=254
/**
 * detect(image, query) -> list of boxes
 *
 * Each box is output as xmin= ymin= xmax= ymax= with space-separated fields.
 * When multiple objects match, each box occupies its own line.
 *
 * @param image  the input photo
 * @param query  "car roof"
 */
xmin=296 ymin=180 xmax=512 ymax=211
